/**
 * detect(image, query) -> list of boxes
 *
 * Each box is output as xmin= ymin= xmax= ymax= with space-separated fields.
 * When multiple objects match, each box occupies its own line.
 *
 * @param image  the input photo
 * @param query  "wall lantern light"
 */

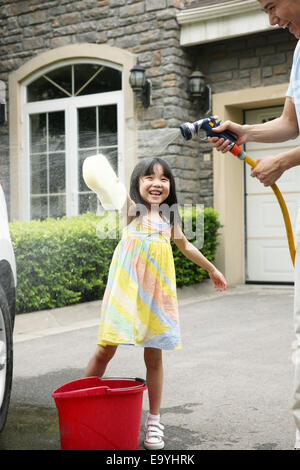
xmin=0 ymin=100 xmax=6 ymax=125
xmin=129 ymin=63 xmax=151 ymax=108
xmin=189 ymin=70 xmax=211 ymax=115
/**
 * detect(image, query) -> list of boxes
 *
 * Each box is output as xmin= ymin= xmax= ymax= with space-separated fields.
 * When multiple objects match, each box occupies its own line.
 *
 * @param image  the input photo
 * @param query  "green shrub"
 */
xmin=9 ymin=208 xmax=221 ymax=314
xmin=172 ymin=206 xmax=222 ymax=287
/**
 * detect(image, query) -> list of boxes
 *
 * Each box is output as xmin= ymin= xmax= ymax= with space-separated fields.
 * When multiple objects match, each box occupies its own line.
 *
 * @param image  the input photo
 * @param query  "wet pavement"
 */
xmin=0 ymin=282 xmax=297 ymax=451
xmin=0 ymin=405 xmax=60 ymax=450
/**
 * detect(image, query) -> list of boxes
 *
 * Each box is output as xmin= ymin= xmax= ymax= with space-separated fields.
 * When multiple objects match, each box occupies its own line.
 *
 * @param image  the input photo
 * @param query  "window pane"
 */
xmin=49 ymin=152 xmax=65 ymax=193
xmin=78 ymin=107 xmax=97 ymax=149
xmin=79 ymin=193 xmax=98 ymax=214
xmin=30 ymin=114 xmax=47 ymax=154
xmin=99 ymin=105 xmax=117 ymax=147
xmin=31 ymin=196 xmax=48 ymax=220
xmin=31 ymin=154 xmax=47 ymax=194
xmin=99 ymin=147 xmax=118 ymax=174
xmin=49 ymin=195 xmax=66 ymax=219
xmin=27 ymin=75 xmax=67 ymax=102
xmin=78 ymin=149 xmax=99 ymax=192
xmin=75 ymin=64 xmax=121 ymax=96
xmin=48 ymin=111 xmax=65 ymax=151
xmin=46 ymin=66 xmax=72 ymax=96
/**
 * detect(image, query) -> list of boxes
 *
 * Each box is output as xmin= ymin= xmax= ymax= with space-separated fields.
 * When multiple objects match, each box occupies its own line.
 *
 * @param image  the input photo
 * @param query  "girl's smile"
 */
xmin=139 ymin=163 xmax=170 ymax=206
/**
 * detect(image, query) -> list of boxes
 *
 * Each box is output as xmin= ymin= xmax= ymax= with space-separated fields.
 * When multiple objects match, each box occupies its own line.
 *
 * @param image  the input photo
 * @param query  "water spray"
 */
xmin=180 ymin=116 xmax=295 ymax=266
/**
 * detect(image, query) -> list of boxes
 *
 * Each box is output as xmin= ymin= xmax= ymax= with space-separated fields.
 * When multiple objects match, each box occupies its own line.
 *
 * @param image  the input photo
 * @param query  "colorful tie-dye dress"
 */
xmin=97 ymin=216 xmax=181 ymax=350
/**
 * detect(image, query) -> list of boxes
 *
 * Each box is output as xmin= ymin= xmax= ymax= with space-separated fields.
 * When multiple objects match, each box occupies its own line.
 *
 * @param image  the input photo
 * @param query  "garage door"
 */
xmin=245 ymin=106 xmax=300 ymax=283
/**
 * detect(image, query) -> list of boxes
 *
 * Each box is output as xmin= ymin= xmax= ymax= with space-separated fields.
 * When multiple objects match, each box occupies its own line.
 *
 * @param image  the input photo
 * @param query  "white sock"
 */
xmin=147 ymin=412 xmax=160 ymax=422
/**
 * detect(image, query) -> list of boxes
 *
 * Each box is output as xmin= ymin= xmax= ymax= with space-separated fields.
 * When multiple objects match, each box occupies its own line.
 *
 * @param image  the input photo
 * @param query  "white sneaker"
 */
xmin=144 ymin=416 xmax=165 ymax=450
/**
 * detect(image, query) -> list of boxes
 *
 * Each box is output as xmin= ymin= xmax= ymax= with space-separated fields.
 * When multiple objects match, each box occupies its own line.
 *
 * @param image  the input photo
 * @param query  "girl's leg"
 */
xmin=143 ymin=347 xmax=165 ymax=450
xmin=144 ymin=347 xmax=163 ymax=415
xmin=85 ymin=344 xmax=117 ymax=378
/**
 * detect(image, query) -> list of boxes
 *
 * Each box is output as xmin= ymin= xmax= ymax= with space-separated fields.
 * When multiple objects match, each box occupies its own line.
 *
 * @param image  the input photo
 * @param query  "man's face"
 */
xmin=259 ymin=0 xmax=300 ymax=38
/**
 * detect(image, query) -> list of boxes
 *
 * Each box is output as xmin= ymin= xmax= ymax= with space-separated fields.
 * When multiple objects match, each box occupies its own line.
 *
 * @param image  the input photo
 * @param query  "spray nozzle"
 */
xmin=180 ymin=117 xmax=223 ymax=141
xmin=180 ymin=116 xmax=238 ymax=145
xmin=179 ymin=116 xmax=245 ymax=159
xmin=179 ymin=119 xmax=204 ymax=140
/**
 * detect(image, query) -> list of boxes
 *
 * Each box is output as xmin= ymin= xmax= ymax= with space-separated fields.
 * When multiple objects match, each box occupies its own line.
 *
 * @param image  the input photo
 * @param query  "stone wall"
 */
xmin=195 ymin=29 xmax=296 ymax=94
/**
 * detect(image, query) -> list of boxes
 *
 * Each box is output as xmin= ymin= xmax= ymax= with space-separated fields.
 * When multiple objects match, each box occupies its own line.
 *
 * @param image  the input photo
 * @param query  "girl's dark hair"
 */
xmin=129 ymin=157 xmax=181 ymax=226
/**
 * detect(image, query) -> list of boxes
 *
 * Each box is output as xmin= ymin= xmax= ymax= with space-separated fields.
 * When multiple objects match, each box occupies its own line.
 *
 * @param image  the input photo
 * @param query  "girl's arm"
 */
xmin=117 ymin=178 xmax=136 ymax=226
xmin=171 ymin=224 xmax=227 ymax=292
xmin=120 ymin=193 xmax=136 ymax=226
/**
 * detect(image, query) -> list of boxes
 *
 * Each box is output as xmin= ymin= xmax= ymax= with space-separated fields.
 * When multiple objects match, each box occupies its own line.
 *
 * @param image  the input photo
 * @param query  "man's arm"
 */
xmin=210 ymin=97 xmax=300 ymax=185
xmin=210 ymin=97 xmax=299 ymax=152
xmin=245 ymin=97 xmax=299 ymax=143
xmin=248 ymin=97 xmax=300 ymax=185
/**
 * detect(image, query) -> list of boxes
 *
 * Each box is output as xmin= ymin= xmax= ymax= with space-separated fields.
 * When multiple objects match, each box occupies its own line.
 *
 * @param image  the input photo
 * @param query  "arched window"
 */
xmin=23 ymin=60 xmax=123 ymax=220
xmin=27 ymin=63 xmax=121 ymax=101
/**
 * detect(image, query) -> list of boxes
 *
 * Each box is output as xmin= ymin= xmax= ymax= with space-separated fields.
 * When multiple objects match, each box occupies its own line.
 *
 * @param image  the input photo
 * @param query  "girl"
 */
xmin=85 ymin=157 xmax=226 ymax=450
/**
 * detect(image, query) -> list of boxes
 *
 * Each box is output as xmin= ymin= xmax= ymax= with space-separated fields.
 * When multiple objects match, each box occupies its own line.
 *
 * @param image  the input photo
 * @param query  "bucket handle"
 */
xmin=52 ymin=385 xmax=110 ymax=399
xmin=102 ymin=377 xmax=147 ymax=392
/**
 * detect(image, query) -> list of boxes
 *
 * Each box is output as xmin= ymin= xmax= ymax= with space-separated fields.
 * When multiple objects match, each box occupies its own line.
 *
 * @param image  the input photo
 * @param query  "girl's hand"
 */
xmin=208 ymin=268 xmax=227 ymax=292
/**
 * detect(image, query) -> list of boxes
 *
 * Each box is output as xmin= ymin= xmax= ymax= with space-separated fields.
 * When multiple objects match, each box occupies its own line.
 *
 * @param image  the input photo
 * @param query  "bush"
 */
xmin=172 ymin=206 xmax=222 ymax=287
xmin=9 ymin=208 xmax=221 ymax=314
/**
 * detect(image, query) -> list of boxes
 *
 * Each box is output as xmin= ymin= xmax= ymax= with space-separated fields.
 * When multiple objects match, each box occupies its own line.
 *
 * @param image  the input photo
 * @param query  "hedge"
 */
xmin=9 ymin=207 xmax=221 ymax=314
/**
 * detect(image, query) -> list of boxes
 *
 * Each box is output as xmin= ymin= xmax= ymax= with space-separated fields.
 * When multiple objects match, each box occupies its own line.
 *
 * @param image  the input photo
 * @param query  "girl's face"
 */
xmin=139 ymin=163 xmax=170 ymax=207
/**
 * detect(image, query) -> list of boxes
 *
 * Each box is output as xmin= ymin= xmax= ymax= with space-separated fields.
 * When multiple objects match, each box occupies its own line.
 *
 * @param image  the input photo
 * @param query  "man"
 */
xmin=210 ymin=0 xmax=300 ymax=450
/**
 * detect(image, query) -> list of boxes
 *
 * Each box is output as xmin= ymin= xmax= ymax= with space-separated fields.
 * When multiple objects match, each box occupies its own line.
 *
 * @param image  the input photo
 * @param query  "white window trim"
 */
xmin=176 ymin=0 xmax=273 ymax=46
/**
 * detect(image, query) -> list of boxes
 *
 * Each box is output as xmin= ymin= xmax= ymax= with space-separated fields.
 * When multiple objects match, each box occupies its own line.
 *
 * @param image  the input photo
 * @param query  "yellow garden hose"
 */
xmin=244 ymin=155 xmax=295 ymax=267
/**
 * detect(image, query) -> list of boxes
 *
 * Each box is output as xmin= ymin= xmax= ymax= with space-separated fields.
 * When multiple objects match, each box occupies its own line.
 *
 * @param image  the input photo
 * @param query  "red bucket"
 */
xmin=52 ymin=376 xmax=147 ymax=450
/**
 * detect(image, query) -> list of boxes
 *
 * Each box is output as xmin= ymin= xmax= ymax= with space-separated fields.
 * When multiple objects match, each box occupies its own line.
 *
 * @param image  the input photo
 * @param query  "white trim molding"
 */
xmin=176 ymin=0 xmax=273 ymax=46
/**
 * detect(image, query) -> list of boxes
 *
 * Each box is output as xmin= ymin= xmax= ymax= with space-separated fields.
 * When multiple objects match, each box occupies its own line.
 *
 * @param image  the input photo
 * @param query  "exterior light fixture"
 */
xmin=189 ymin=70 xmax=211 ymax=115
xmin=129 ymin=63 xmax=151 ymax=108
xmin=0 ymin=100 xmax=6 ymax=124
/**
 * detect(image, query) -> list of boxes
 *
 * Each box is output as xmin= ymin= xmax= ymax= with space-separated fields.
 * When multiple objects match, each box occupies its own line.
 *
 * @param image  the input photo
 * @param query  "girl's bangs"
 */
xmin=142 ymin=159 xmax=171 ymax=179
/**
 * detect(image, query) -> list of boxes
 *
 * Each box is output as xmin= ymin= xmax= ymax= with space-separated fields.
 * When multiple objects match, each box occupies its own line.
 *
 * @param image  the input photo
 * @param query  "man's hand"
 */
xmin=250 ymin=155 xmax=283 ymax=186
xmin=208 ymin=120 xmax=248 ymax=153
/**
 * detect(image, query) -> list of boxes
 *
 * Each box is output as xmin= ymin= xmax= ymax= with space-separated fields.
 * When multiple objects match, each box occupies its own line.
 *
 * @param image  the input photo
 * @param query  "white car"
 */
xmin=0 ymin=182 xmax=16 ymax=432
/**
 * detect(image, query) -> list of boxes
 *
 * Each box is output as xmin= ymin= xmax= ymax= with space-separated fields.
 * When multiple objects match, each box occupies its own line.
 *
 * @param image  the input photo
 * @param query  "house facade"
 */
xmin=0 ymin=0 xmax=298 ymax=284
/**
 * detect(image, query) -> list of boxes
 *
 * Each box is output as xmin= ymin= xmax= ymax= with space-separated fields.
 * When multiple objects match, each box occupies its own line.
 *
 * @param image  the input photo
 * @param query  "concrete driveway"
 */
xmin=0 ymin=282 xmax=296 ymax=450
